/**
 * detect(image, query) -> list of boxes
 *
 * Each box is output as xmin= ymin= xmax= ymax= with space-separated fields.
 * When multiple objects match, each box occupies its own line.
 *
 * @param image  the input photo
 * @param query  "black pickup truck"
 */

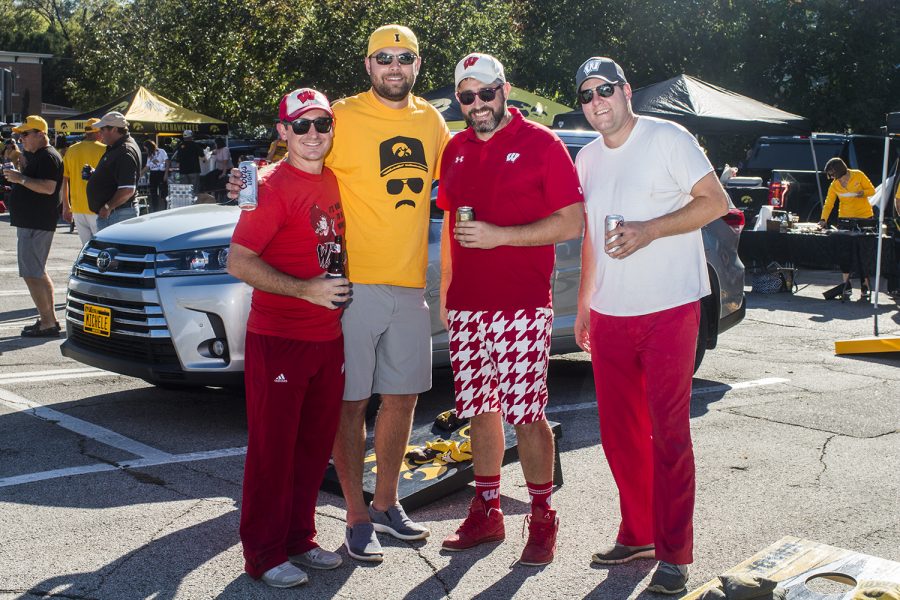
xmin=734 ymin=133 xmax=897 ymax=224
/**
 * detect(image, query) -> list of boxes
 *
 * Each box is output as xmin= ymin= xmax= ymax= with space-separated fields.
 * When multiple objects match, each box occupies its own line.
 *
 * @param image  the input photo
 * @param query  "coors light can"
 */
xmin=605 ymin=214 xmax=625 ymax=253
xmin=237 ymin=160 xmax=258 ymax=211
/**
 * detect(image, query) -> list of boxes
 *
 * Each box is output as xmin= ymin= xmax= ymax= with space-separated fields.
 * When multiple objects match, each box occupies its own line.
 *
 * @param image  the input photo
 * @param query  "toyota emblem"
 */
xmin=97 ymin=250 xmax=112 ymax=272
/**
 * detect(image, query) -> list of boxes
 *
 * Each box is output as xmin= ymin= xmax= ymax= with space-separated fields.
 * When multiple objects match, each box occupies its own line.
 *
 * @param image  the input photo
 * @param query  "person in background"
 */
xmin=202 ymin=137 xmax=232 ymax=197
xmin=85 ymin=111 xmax=142 ymax=230
xmin=141 ymin=139 xmax=169 ymax=212
xmin=61 ymin=118 xmax=106 ymax=244
xmin=54 ymin=134 xmax=69 ymax=158
xmin=266 ymin=125 xmax=288 ymax=163
xmin=3 ymin=116 xmax=64 ymax=337
xmin=169 ymin=129 xmax=202 ymax=191
xmin=573 ymin=56 xmax=728 ymax=595
xmin=229 ymin=88 xmax=349 ymax=589
xmin=817 ymin=157 xmax=876 ymax=300
xmin=3 ymin=137 xmax=22 ymax=166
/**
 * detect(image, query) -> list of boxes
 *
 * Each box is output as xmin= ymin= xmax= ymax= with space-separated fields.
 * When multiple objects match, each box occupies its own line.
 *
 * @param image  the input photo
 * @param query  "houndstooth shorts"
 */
xmin=447 ymin=307 xmax=553 ymax=425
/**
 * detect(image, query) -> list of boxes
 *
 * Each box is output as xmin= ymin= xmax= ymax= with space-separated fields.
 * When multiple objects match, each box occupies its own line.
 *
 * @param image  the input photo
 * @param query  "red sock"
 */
xmin=527 ymin=480 xmax=553 ymax=511
xmin=474 ymin=474 xmax=501 ymax=511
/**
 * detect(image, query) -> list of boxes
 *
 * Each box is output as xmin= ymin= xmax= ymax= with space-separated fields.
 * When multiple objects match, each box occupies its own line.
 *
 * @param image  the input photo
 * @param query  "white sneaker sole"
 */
xmin=261 ymin=574 xmax=308 ymax=588
xmin=591 ymin=547 xmax=656 ymax=565
xmin=344 ymin=541 xmax=384 ymax=562
xmin=371 ymin=522 xmax=430 ymax=541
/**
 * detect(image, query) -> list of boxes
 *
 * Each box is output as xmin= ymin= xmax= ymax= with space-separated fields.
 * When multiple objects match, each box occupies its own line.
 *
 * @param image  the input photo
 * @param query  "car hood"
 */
xmin=95 ymin=204 xmax=240 ymax=251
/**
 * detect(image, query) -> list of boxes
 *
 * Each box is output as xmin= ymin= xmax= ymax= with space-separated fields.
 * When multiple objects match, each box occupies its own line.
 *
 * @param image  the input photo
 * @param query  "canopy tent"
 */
xmin=553 ymin=74 xmax=810 ymax=136
xmin=55 ymin=86 xmax=228 ymax=136
xmin=423 ymin=85 xmax=572 ymax=130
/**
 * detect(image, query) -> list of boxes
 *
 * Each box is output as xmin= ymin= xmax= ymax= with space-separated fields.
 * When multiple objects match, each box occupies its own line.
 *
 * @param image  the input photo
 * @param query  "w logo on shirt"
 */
xmin=506 ymin=153 xmax=521 ymax=163
xmin=455 ymin=156 xmax=464 ymax=164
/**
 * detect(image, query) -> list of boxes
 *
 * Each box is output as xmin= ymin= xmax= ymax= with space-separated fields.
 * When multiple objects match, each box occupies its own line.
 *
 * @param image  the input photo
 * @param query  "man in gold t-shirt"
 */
xmin=61 ymin=118 xmax=106 ymax=246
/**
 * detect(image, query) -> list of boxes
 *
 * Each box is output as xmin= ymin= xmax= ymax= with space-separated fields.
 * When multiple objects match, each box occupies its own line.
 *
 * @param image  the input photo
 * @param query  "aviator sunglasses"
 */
xmin=577 ymin=83 xmax=620 ymax=104
xmin=285 ymin=117 xmax=333 ymax=135
xmin=372 ymin=52 xmax=417 ymax=66
xmin=457 ymin=85 xmax=503 ymax=106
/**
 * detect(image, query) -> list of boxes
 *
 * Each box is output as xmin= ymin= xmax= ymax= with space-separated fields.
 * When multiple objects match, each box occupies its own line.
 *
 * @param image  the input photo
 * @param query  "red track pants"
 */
xmin=589 ymin=301 xmax=699 ymax=565
xmin=239 ymin=331 xmax=344 ymax=579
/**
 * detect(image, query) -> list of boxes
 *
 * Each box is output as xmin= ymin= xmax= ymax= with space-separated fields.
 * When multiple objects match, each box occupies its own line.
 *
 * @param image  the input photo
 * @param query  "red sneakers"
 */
xmin=442 ymin=496 xmax=505 ymax=551
xmin=519 ymin=506 xmax=559 ymax=566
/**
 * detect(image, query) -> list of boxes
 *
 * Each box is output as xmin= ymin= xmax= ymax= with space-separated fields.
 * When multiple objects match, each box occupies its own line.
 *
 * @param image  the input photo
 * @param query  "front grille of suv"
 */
xmin=67 ymin=242 xmax=179 ymax=367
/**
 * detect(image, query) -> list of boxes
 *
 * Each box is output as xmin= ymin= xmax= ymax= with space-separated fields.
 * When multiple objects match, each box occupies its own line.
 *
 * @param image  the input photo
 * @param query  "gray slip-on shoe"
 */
xmin=592 ymin=543 xmax=656 ymax=565
xmin=369 ymin=502 xmax=430 ymax=541
xmin=344 ymin=523 xmax=384 ymax=562
xmin=646 ymin=561 xmax=689 ymax=595
xmin=290 ymin=546 xmax=342 ymax=570
xmin=260 ymin=561 xmax=308 ymax=588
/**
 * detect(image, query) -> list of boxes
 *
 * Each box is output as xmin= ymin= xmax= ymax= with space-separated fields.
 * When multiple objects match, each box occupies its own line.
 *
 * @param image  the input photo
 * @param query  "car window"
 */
xmin=746 ymin=141 xmax=843 ymax=170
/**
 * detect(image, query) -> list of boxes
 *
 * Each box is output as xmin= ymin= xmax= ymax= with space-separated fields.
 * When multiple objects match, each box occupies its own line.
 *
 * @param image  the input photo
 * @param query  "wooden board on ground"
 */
xmin=683 ymin=536 xmax=900 ymax=599
xmin=321 ymin=416 xmax=563 ymax=512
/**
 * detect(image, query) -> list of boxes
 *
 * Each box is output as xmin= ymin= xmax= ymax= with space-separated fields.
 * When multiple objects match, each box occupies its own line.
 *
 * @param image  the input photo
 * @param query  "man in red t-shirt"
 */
xmin=436 ymin=54 xmax=584 ymax=566
xmin=228 ymin=88 xmax=350 ymax=589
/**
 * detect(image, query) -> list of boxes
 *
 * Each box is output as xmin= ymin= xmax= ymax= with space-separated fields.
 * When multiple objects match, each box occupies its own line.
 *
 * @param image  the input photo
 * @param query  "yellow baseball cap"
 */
xmin=84 ymin=118 xmax=101 ymax=133
xmin=12 ymin=115 xmax=48 ymax=134
xmin=367 ymin=24 xmax=418 ymax=56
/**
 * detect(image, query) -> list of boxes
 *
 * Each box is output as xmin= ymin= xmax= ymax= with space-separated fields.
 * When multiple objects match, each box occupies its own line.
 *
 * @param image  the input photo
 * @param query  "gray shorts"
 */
xmin=17 ymin=227 xmax=55 ymax=278
xmin=342 ymin=284 xmax=431 ymax=401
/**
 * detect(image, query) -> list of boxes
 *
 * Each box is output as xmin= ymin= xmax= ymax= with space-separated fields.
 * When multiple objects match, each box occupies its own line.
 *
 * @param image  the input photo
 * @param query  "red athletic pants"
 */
xmin=589 ymin=301 xmax=699 ymax=565
xmin=239 ymin=331 xmax=344 ymax=579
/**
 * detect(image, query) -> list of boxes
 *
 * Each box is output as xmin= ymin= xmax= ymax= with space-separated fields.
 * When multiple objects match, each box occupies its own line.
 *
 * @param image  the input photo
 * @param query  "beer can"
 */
xmin=605 ymin=214 xmax=625 ymax=253
xmin=81 ymin=164 xmax=92 ymax=180
xmin=237 ymin=160 xmax=258 ymax=211
xmin=456 ymin=206 xmax=475 ymax=222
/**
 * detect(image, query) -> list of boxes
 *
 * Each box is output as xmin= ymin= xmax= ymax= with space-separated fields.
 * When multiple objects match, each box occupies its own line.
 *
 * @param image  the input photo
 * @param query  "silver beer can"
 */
xmin=456 ymin=206 xmax=475 ymax=222
xmin=605 ymin=214 xmax=625 ymax=240
xmin=237 ymin=160 xmax=258 ymax=211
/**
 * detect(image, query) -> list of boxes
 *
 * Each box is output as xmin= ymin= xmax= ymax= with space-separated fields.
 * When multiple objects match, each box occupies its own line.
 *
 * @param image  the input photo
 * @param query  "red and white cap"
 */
xmin=278 ymin=88 xmax=334 ymax=121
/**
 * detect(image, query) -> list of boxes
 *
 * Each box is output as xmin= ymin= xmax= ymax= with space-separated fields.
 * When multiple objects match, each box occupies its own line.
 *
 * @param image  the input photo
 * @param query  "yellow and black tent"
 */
xmin=55 ymin=86 xmax=228 ymax=136
xmin=422 ymin=85 xmax=572 ymax=130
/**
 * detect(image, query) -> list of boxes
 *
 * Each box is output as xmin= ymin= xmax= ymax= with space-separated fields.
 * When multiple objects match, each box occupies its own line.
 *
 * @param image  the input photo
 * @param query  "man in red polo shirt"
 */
xmin=437 ymin=53 xmax=584 ymax=565
xmin=228 ymin=88 xmax=350 ymax=589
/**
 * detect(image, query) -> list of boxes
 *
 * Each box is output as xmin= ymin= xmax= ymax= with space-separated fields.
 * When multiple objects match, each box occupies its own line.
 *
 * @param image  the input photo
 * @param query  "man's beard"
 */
xmin=465 ymin=103 xmax=505 ymax=133
xmin=372 ymin=73 xmax=415 ymax=102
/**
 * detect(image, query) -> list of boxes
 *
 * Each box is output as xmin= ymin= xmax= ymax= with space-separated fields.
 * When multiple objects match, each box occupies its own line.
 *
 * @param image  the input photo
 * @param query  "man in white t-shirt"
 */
xmin=572 ymin=57 xmax=728 ymax=596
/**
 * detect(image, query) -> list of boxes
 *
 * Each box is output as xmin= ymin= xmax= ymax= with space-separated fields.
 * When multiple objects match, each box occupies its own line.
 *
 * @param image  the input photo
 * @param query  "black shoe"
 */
xmin=860 ymin=283 xmax=870 ymax=301
xmin=21 ymin=322 xmax=61 ymax=338
xmin=21 ymin=319 xmax=43 ymax=333
xmin=840 ymin=281 xmax=852 ymax=303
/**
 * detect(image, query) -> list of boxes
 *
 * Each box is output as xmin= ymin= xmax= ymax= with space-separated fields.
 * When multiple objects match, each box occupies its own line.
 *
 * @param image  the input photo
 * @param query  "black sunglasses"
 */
xmin=386 ymin=177 xmax=424 ymax=194
xmin=457 ymin=85 xmax=503 ymax=106
xmin=372 ymin=52 xmax=417 ymax=66
xmin=285 ymin=117 xmax=333 ymax=135
xmin=577 ymin=83 xmax=620 ymax=104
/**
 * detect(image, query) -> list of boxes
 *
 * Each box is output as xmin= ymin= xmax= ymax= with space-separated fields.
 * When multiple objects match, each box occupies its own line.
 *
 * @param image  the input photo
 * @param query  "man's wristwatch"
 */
xmin=103 ymin=203 xmax=110 ymax=211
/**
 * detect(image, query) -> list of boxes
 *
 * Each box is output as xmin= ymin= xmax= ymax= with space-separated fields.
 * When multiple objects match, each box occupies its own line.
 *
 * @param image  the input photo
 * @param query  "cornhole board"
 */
xmin=321 ymin=418 xmax=563 ymax=512
xmin=683 ymin=536 xmax=900 ymax=599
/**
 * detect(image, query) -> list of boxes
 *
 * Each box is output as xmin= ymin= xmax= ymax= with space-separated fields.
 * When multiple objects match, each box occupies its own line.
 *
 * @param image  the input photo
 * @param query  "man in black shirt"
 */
xmin=3 ymin=116 xmax=64 ymax=337
xmin=170 ymin=129 xmax=202 ymax=191
xmin=85 ymin=111 xmax=141 ymax=231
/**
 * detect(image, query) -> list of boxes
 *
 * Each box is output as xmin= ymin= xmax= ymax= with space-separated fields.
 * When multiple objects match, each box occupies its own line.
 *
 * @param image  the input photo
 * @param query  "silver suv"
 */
xmin=61 ymin=131 xmax=745 ymax=386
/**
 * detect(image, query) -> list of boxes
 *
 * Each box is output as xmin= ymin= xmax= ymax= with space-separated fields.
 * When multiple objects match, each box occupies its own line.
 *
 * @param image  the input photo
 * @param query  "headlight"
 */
xmin=156 ymin=246 xmax=230 ymax=276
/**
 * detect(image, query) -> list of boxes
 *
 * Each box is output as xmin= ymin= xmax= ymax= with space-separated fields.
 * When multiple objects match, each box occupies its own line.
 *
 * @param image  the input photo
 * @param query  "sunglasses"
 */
xmin=19 ymin=130 xmax=38 ymax=138
xmin=577 ymin=83 xmax=620 ymax=104
xmin=285 ymin=117 xmax=333 ymax=135
xmin=457 ymin=85 xmax=503 ymax=106
xmin=372 ymin=52 xmax=417 ymax=66
xmin=386 ymin=177 xmax=424 ymax=195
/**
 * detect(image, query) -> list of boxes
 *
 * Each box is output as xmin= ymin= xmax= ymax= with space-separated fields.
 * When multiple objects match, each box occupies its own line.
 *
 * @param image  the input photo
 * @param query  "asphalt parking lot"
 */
xmin=1 ymin=214 xmax=898 ymax=599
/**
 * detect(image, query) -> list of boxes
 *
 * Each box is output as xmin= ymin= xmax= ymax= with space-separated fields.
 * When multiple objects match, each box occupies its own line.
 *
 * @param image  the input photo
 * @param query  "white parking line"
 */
xmin=0 ymin=289 xmax=68 ymax=297
xmin=0 ymin=447 xmax=248 ymax=488
xmin=0 ymin=266 xmax=73 ymax=273
xmin=0 ymin=388 xmax=171 ymax=460
xmin=545 ymin=377 xmax=790 ymax=415
xmin=0 ymin=368 xmax=121 ymax=385
xmin=0 ymin=376 xmax=790 ymax=489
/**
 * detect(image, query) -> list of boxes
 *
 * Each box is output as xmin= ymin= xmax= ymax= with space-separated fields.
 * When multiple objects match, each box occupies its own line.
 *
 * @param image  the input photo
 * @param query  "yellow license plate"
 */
xmin=83 ymin=304 xmax=111 ymax=337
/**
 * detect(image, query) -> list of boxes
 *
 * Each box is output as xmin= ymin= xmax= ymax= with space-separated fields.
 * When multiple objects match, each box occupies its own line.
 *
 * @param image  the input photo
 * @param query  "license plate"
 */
xmin=83 ymin=304 xmax=111 ymax=337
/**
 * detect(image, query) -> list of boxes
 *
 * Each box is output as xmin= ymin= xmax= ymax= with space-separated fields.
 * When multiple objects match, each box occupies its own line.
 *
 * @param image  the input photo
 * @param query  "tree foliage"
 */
xmin=6 ymin=0 xmax=898 ymax=136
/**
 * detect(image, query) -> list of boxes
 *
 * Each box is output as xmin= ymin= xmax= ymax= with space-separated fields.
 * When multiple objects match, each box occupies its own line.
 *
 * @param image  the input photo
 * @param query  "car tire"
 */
xmin=694 ymin=303 xmax=709 ymax=374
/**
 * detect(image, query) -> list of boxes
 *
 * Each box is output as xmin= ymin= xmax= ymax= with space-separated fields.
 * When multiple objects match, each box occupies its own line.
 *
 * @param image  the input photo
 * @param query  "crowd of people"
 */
xmin=220 ymin=24 xmax=728 ymax=593
xmin=3 ymin=22 xmax=733 ymax=594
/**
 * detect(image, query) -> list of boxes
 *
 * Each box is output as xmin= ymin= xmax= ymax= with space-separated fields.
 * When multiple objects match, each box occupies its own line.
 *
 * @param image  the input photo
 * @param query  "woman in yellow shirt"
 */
xmin=818 ymin=158 xmax=876 ymax=299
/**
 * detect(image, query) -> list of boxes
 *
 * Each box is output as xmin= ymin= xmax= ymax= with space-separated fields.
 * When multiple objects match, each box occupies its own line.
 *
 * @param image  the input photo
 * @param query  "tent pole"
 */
xmin=872 ymin=136 xmax=890 ymax=336
xmin=809 ymin=136 xmax=824 ymax=208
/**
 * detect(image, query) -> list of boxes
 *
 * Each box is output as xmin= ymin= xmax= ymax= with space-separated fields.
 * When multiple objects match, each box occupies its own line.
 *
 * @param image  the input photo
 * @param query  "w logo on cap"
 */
xmin=463 ymin=55 xmax=479 ymax=69
xmin=296 ymin=90 xmax=316 ymax=104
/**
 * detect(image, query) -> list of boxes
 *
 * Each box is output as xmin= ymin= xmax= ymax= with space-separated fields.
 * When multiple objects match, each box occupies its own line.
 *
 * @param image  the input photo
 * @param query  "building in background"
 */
xmin=0 ymin=51 xmax=53 ymax=124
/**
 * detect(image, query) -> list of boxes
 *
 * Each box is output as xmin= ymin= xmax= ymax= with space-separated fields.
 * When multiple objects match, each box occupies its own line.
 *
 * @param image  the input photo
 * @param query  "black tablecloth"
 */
xmin=739 ymin=230 xmax=897 ymax=278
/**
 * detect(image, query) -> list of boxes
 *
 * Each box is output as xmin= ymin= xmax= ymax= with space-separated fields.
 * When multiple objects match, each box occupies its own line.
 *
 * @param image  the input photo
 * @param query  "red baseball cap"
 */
xmin=278 ymin=88 xmax=334 ymax=121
